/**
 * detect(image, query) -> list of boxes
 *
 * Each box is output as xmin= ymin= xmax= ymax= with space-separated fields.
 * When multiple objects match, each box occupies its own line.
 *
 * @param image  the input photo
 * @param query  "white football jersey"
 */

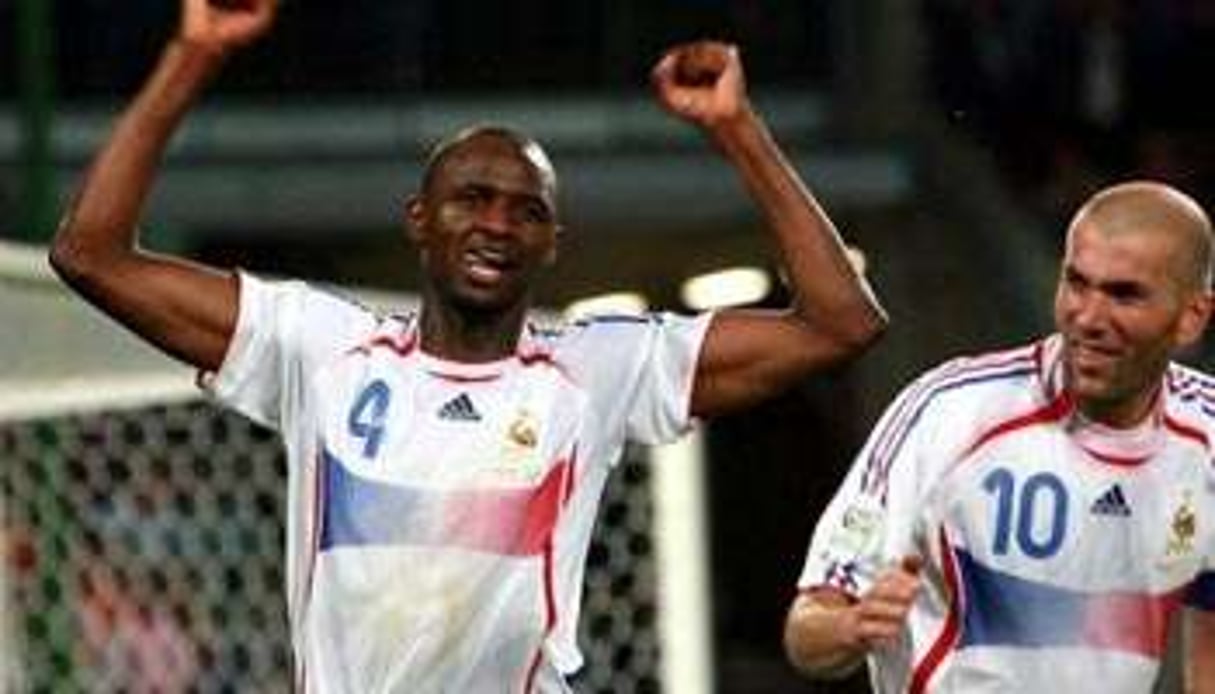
xmin=203 ymin=273 xmax=710 ymax=693
xmin=798 ymin=336 xmax=1215 ymax=694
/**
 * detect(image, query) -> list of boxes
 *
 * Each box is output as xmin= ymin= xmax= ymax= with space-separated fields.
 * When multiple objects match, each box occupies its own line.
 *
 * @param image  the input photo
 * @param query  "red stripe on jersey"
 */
xmin=515 ymin=465 xmax=567 ymax=555
xmin=962 ymin=392 xmax=1072 ymax=458
xmin=523 ymin=540 xmax=560 ymax=693
xmin=354 ymin=333 xmax=417 ymax=357
xmin=523 ymin=459 xmax=567 ymax=690
xmin=562 ymin=447 xmax=579 ymax=506
xmin=1163 ymin=414 xmax=1209 ymax=448
xmin=427 ymin=370 xmax=501 ymax=383
xmin=518 ymin=350 xmax=556 ymax=367
xmin=518 ymin=349 xmax=577 ymax=385
xmin=300 ymin=446 xmax=325 ymax=633
xmin=1080 ymin=585 xmax=1187 ymax=658
xmin=1080 ymin=448 xmax=1149 ymax=467
xmin=910 ymin=528 xmax=963 ymax=694
xmin=436 ymin=460 xmax=568 ymax=557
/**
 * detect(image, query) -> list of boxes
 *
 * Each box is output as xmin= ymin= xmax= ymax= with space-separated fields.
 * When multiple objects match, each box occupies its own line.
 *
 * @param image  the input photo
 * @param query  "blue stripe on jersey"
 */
xmin=1190 ymin=572 xmax=1215 ymax=610
xmin=1168 ymin=365 xmax=1215 ymax=414
xmin=956 ymin=549 xmax=1083 ymax=649
xmin=318 ymin=448 xmax=565 ymax=556
xmin=320 ymin=449 xmax=427 ymax=550
xmin=863 ymin=361 xmax=1037 ymax=497
xmin=955 ymin=548 xmax=1178 ymax=657
xmin=572 ymin=314 xmax=657 ymax=327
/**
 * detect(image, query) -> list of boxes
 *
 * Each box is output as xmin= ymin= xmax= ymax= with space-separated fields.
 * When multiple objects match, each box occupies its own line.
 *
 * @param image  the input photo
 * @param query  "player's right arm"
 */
xmin=49 ymin=0 xmax=277 ymax=371
xmin=784 ymin=557 xmax=921 ymax=678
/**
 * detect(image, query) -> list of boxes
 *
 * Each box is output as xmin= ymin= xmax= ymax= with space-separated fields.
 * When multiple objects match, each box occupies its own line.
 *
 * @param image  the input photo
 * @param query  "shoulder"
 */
xmin=525 ymin=311 xmax=701 ymax=351
xmin=1165 ymin=361 xmax=1215 ymax=406
xmin=854 ymin=341 xmax=1048 ymax=495
xmin=1164 ymin=361 xmax=1215 ymax=445
xmin=895 ymin=340 xmax=1044 ymax=424
xmin=241 ymin=272 xmax=371 ymax=317
xmin=240 ymin=272 xmax=396 ymax=350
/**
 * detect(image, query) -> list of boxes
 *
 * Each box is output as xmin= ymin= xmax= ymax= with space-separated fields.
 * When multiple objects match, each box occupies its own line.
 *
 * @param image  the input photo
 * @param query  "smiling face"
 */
xmin=1053 ymin=182 xmax=1213 ymax=426
xmin=407 ymin=129 xmax=560 ymax=317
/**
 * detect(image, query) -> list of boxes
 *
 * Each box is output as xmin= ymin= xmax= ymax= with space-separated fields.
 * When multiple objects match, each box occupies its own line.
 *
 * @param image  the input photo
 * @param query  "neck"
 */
xmin=418 ymin=296 xmax=528 ymax=363
xmin=1075 ymin=387 xmax=1159 ymax=429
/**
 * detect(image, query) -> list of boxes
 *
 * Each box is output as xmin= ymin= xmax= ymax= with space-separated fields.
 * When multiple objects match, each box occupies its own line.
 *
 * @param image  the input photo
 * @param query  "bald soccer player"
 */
xmin=785 ymin=182 xmax=1215 ymax=694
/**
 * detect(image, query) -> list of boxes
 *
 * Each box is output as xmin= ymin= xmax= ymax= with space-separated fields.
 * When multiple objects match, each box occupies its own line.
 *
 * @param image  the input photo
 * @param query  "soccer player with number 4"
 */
xmin=50 ymin=0 xmax=887 ymax=690
xmin=785 ymin=181 xmax=1215 ymax=693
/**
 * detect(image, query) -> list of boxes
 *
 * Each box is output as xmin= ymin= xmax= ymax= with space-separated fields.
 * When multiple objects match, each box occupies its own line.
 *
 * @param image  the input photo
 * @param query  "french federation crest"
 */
xmin=1156 ymin=491 xmax=1197 ymax=576
xmin=507 ymin=410 xmax=539 ymax=450
xmin=492 ymin=409 xmax=542 ymax=482
xmin=1164 ymin=492 xmax=1196 ymax=558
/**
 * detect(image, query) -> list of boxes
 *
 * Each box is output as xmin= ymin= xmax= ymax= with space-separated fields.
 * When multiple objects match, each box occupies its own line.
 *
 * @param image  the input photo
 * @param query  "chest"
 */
xmin=312 ymin=354 xmax=587 ymax=488
xmin=928 ymin=430 xmax=1210 ymax=589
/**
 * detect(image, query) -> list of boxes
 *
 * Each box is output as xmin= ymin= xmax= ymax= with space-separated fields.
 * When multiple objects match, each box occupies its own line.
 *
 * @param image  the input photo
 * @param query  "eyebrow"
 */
xmin=453 ymin=181 xmax=555 ymax=216
xmin=1065 ymin=264 xmax=1150 ymax=295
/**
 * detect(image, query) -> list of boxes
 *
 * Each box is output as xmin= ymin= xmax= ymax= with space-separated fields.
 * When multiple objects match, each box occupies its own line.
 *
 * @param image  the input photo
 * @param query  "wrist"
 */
xmin=131 ymin=38 xmax=229 ymax=122
xmin=705 ymin=102 xmax=760 ymax=141
xmin=165 ymin=37 xmax=230 ymax=76
xmin=786 ymin=592 xmax=870 ymax=679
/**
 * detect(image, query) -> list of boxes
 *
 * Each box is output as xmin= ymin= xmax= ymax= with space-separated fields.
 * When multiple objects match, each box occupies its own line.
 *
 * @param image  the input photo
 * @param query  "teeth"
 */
xmin=467 ymin=247 xmax=509 ymax=267
xmin=464 ymin=248 xmax=508 ymax=283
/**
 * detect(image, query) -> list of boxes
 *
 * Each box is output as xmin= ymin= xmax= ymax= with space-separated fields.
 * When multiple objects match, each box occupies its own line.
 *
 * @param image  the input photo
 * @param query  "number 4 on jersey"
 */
xmin=348 ymin=379 xmax=392 ymax=459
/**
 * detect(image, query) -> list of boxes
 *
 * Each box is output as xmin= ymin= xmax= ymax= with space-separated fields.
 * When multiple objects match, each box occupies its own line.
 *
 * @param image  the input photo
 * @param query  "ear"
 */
xmin=1176 ymin=290 xmax=1213 ymax=348
xmin=542 ymin=224 xmax=563 ymax=267
xmin=404 ymin=194 xmax=426 ymax=243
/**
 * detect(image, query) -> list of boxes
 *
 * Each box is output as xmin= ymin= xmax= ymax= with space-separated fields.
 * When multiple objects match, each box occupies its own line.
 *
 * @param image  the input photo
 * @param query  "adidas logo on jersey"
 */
xmin=1090 ymin=484 xmax=1131 ymax=517
xmin=438 ymin=393 xmax=481 ymax=422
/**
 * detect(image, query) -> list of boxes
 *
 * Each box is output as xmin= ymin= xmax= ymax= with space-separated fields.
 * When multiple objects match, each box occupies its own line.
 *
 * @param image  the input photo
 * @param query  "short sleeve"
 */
xmin=622 ymin=312 xmax=712 ymax=443
xmin=796 ymin=375 xmax=942 ymax=599
xmin=553 ymin=311 xmax=711 ymax=447
xmin=200 ymin=272 xmax=374 ymax=431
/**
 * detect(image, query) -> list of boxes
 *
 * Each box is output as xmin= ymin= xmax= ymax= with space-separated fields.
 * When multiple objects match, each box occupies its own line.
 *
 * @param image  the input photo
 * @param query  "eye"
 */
xmin=1104 ymin=282 xmax=1148 ymax=304
xmin=1062 ymin=268 xmax=1088 ymax=292
xmin=519 ymin=201 xmax=552 ymax=225
xmin=454 ymin=185 xmax=491 ymax=205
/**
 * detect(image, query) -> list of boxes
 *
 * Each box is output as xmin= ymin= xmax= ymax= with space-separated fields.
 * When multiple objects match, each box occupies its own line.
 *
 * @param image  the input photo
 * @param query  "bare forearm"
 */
xmin=47 ymin=1 xmax=274 ymax=371
xmin=49 ymin=38 xmax=238 ymax=370
xmin=709 ymin=110 xmax=886 ymax=347
xmin=784 ymin=595 xmax=868 ymax=679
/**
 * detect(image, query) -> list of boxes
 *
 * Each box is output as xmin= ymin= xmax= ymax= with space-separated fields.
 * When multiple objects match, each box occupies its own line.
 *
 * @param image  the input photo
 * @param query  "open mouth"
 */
xmin=463 ymin=246 xmax=515 ymax=284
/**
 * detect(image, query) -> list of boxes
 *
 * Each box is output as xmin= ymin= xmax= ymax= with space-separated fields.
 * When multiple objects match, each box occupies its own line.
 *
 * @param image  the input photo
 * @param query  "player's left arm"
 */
xmin=651 ymin=41 xmax=887 ymax=418
xmin=1188 ymin=606 xmax=1215 ymax=694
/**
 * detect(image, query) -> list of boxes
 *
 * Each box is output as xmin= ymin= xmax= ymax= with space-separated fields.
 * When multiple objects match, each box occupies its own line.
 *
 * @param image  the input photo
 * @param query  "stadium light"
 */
xmin=563 ymin=291 xmax=649 ymax=320
xmin=680 ymin=266 xmax=771 ymax=310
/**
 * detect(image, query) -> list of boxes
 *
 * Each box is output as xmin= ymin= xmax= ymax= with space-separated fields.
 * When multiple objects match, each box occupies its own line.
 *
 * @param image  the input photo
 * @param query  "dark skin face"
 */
xmin=405 ymin=133 xmax=560 ymax=359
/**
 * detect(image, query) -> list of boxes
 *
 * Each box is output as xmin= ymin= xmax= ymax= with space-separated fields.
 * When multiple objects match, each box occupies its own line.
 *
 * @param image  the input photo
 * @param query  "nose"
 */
xmin=474 ymin=195 xmax=514 ymax=236
xmin=1067 ymin=288 xmax=1108 ymax=334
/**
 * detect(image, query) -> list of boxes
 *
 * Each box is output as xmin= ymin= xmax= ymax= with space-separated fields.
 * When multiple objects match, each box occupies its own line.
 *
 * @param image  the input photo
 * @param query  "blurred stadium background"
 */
xmin=2 ymin=0 xmax=1212 ymax=692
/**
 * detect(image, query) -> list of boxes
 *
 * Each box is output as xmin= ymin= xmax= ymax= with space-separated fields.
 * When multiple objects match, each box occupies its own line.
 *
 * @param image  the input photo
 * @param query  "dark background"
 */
xmin=3 ymin=1 xmax=1212 ymax=691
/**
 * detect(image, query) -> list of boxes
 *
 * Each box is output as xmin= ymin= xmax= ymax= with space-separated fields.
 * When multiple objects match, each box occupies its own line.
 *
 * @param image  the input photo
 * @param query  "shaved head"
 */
xmin=1069 ymin=181 xmax=1213 ymax=293
xmin=420 ymin=125 xmax=557 ymax=198
xmin=1054 ymin=181 xmax=1214 ymax=426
